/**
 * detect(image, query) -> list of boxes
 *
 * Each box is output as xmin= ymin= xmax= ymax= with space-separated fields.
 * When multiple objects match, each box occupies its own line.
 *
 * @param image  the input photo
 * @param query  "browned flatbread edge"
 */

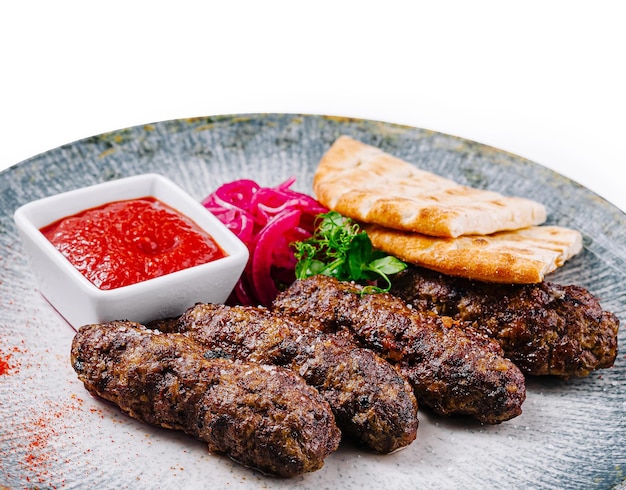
xmin=365 ymin=224 xmax=583 ymax=284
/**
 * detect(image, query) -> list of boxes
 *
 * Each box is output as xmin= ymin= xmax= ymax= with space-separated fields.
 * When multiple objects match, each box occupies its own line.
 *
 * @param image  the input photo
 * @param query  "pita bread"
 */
xmin=365 ymin=224 xmax=583 ymax=284
xmin=314 ymin=136 xmax=547 ymax=238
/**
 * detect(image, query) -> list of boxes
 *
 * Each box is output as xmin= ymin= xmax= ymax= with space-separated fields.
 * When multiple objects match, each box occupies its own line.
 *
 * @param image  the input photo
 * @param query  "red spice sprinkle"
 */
xmin=0 ymin=355 xmax=10 ymax=375
xmin=0 ymin=349 xmax=18 ymax=375
xmin=17 ymin=396 xmax=85 ymax=487
xmin=0 ymin=345 xmax=25 ymax=375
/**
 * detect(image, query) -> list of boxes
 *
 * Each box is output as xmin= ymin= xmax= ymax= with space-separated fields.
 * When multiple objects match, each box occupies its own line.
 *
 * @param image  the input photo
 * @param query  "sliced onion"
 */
xmin=202 ymin=178 xmax=327 ymax=306
xmin=251 ymin=209 xmax=302 ymax=306
xmin=203 ymin=179 xmax=260 ymax=209
xmin=205 ymin=207 xmax=255 ymax=244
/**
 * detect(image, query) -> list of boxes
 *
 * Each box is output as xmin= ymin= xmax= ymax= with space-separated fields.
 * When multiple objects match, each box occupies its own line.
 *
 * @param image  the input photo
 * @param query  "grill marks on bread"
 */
xmin=365 ymin=223 xmax=582 ymax=283
xmin=313 ymin=136 xmax=582 ymax=283
xmin=313 ymin=136 xmax=547 ymax=238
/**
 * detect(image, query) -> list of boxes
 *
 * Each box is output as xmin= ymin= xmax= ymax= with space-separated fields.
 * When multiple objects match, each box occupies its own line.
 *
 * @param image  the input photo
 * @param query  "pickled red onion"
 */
xmin=202 ymin=178 xmax=327 ymax=305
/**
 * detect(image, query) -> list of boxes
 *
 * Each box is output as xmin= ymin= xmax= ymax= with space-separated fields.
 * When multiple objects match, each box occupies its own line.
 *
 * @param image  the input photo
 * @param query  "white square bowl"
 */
xmin=13 ymin=173 xmax=249 ymax=328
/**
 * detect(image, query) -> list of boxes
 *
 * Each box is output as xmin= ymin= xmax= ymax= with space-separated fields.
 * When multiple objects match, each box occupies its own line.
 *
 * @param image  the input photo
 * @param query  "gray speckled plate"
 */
xmin=1 ymin=114 xmax=624 ymax=490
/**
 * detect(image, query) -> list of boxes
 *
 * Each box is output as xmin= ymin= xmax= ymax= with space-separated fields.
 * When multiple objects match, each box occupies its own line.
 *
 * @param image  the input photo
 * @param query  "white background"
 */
xmin=1 ymin=1 xmax=624 ymax=212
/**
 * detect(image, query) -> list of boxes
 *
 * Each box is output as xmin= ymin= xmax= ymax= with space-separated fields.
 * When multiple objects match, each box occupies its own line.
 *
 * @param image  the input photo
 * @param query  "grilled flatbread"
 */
xmin=314 ymin=136 xmax=547 ymax=238
xmin=365 ymin=224 xmax=583 ymax=283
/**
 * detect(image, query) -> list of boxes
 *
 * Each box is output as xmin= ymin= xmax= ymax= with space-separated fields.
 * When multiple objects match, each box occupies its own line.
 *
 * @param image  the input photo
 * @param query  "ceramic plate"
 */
xmin=1 ymin=114 xmax=624 ymax=489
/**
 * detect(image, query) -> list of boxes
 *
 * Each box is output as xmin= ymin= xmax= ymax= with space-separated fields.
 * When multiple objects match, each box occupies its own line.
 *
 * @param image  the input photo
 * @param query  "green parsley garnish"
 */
xmin=292 ymin=211 xmax=407 ymax=293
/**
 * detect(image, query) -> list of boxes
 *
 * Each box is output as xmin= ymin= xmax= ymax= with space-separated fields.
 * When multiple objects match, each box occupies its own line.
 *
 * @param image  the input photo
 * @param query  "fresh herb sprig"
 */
xmin=292 ymin=211 xmax=407 ymax=293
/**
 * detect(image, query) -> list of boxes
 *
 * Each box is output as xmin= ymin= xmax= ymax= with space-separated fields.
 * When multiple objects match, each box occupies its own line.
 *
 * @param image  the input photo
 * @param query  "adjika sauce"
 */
xmin=40 ymin=197 xmax=227 ymax=290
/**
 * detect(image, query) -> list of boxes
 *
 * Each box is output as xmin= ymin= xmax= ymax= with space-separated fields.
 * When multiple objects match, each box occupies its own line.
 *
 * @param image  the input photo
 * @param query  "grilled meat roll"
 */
xmin=273 ymin=276 xmax=526 ymax=424
xmin=153 ymin=303 xmax=418 ymax=453
xmin=389 ymin=266 xmax=619 ymax=377
xmin=70 ymin=321 xmax=341 ymax=477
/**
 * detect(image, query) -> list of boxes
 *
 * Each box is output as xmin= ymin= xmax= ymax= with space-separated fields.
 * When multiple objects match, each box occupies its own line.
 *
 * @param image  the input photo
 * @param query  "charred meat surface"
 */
xmin=273 ymin=276 xmax=526 ymax=424
xmin=390 ymin=266 xmax=619 ymax=377
xmin=70 ymin=321 xmax=341 ymax=477
xmin=154 ymin=304 xmax=418 ymax=453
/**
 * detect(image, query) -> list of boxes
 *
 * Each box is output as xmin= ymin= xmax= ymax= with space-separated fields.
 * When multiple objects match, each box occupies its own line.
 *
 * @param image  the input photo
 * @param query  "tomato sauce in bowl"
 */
xmin=40 ymin=197 xmax=227 ymax=290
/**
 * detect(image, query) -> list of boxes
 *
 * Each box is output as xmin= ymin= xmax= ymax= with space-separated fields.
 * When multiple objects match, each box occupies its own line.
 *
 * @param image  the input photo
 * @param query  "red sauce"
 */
xmin=40 ymin=197 xmax=227 ymax=290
